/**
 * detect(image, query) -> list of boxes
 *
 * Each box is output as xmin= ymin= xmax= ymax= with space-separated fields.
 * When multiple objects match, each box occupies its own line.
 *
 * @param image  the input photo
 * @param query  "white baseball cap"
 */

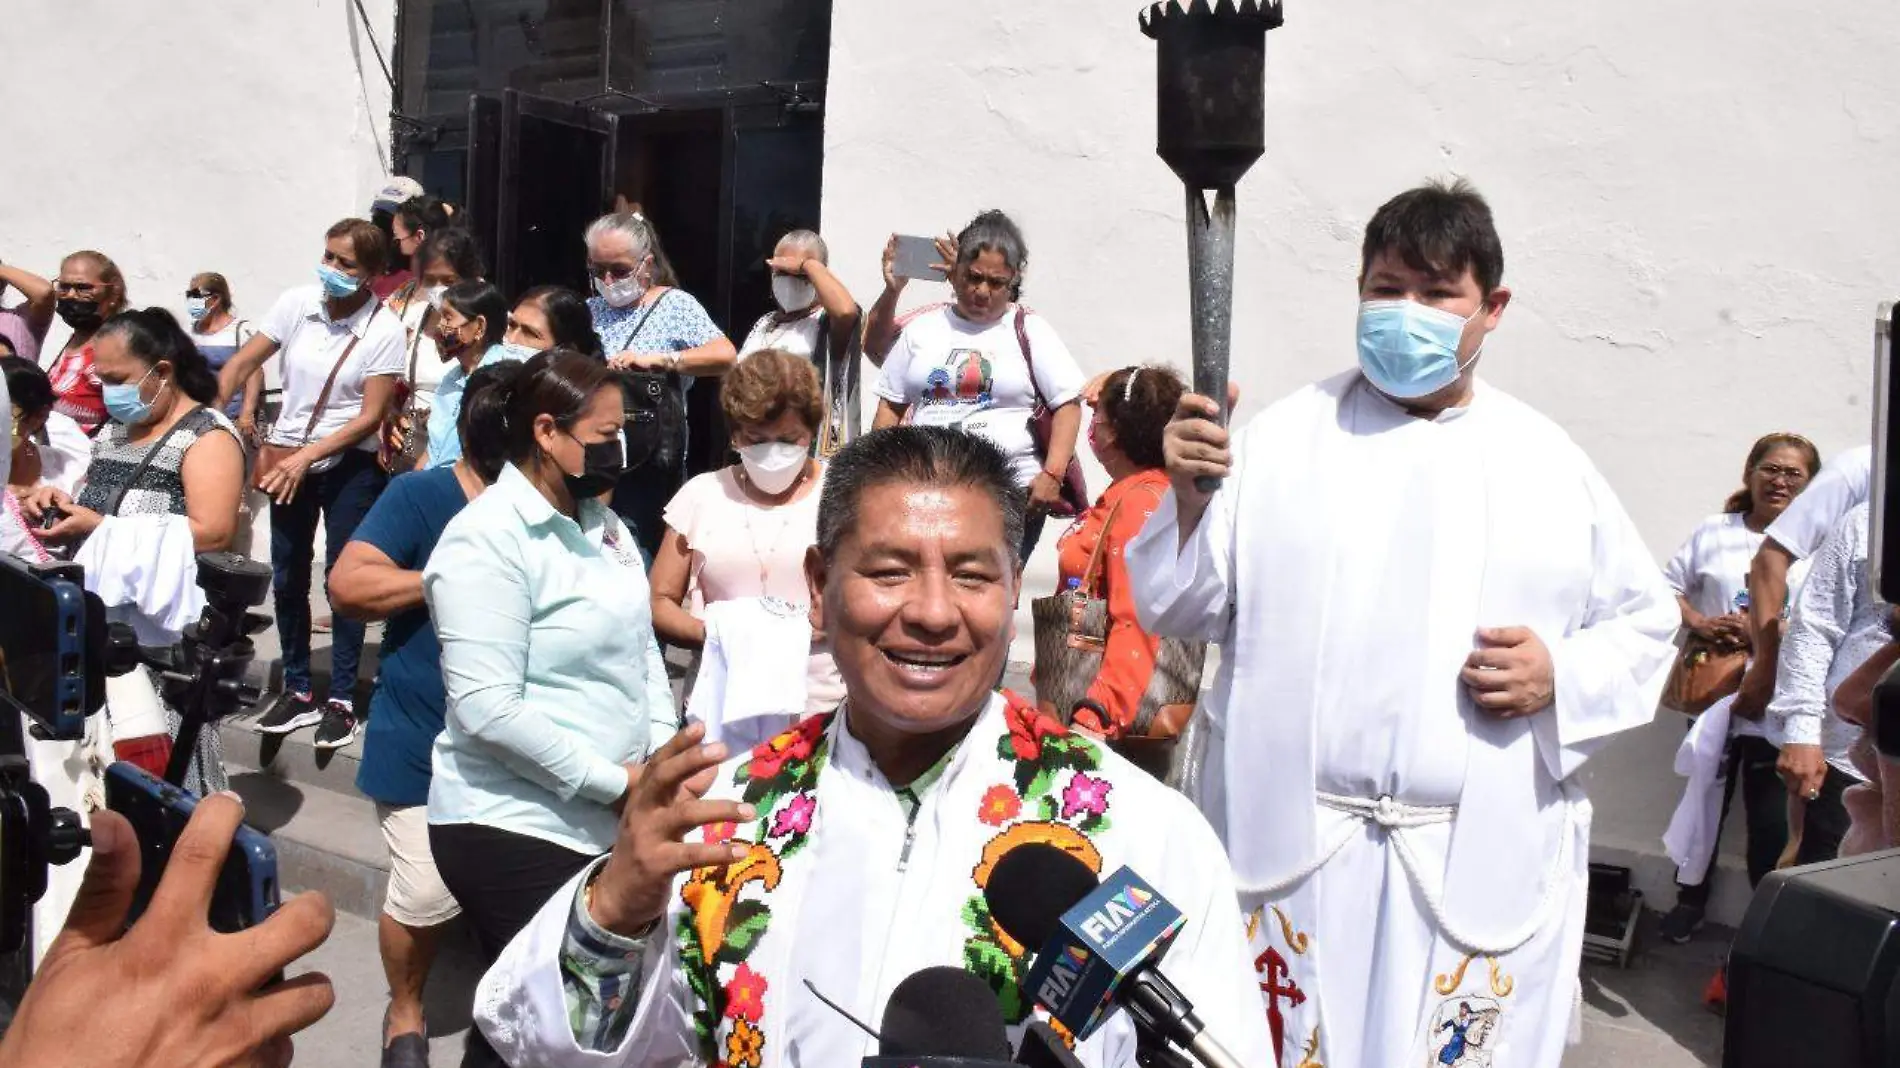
xmin=372 ymin=176 xmax=425 ymax=214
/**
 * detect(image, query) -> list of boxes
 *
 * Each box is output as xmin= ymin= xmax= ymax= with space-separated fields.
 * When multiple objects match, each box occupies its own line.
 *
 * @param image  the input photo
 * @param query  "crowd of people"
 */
xmin=0 ymin=173 xmax=1889 ymax=1068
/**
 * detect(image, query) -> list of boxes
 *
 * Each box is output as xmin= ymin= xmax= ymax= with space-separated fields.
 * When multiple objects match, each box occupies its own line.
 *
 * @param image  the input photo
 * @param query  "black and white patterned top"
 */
xmin=75 ymin=406 xmax=240 ymax=517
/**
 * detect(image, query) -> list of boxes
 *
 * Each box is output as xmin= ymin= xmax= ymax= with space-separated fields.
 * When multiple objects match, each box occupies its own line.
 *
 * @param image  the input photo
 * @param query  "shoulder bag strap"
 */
xmin=623 ymin=289 xmax=673 ymax=351
xmin=298 ymin=304 xmax=378 ymax=445
xmin=103 ymin=410 xmax=198 ymax=516
xmin=1078 ymin=496 xmax=1126 ymax=599
xmin=1013 ymin=306 xmax=1048 ymax=411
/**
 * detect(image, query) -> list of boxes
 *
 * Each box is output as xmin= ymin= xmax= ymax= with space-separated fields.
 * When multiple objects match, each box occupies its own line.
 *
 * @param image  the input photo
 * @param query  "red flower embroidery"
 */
xmin=1004 ymin=692 xmax=1065 ymax=762
xmin=749 ymin=715 xmax=828 ymax=780
xmin=702 ymin=820 xmax=739 ymax=845
xmin=724 ymin=963 xmax=769 ymax=1023
xmin=978 ymin=784 xmax=1023 ymax=827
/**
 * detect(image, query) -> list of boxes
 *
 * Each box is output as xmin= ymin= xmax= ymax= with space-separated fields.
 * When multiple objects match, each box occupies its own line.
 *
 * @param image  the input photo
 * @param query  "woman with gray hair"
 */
xmin=583 ymin=211 xmax=736 ymax=558
xmin=738 ymin=229 xmax=862 ymax=455
xmin=871 ymin=209 xmax=1085 ymax=559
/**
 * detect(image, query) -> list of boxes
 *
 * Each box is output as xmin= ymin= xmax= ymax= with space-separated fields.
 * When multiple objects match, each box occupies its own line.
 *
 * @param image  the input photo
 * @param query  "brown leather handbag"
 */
xmin=1659 ymin=635 xmax=1748 ymax=716
xmin=1030 ymin=498 xmax=1207 ymax=779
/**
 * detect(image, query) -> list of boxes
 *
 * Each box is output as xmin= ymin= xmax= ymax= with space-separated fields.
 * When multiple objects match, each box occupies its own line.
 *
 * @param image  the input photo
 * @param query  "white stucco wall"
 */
xmin=821 ymin=0 xmax=1900 ymax=565
xmin=1 ymin=0 xmax=398 ymax=363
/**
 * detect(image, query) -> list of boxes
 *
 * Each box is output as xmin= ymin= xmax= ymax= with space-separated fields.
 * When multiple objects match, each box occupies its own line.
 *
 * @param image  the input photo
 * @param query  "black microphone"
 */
xmin=984 ymin=844 xmax=1244 ymax=1068
xmin=1014 ymin=1019 xmax=1087 ymax=1068
xmin=863 ymin=965 xmax=1015 ymax=1068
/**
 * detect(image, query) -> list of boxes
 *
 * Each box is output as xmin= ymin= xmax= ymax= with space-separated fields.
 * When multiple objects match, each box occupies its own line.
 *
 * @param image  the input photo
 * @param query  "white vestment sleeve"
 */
xmin=1126 ymin=425 xmax=1247 ymax=643
xmin=476 ymin=868 xmax=698 ymax=1068
xmin=1530 ymin=466 xmax=1679 ymax=782
xmin=1767 ymin=512 xmax=1859 ymax=748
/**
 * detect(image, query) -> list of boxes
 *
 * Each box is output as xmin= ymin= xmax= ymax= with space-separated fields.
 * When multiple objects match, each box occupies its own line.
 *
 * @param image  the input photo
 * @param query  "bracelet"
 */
xmin=663 ymin=353 xmax=683 ymax=372
xmin=1040 ymin=468 xmax=1065 ymax=483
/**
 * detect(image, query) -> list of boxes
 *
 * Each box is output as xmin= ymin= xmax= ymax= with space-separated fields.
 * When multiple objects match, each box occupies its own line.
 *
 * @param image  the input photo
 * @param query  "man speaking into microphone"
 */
xmin=472 ymin=427 xmax=1270 ymax=1068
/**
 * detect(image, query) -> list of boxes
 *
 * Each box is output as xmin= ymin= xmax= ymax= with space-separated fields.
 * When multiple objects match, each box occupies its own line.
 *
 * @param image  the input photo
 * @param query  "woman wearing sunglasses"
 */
xmin=582 ymin=211 xmax=736 ymax=561
xmin=871 ymin=209 xmax=1085 ymax=561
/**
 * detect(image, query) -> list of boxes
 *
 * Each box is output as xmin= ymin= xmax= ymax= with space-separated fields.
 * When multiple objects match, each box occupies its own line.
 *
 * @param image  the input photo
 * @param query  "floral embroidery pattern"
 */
xmin=978 ymin=785 xmax=1022 ymax=826
xmin=726 ymin=1019 xmax=765 ymax=1068
xmin=678 ymin=713 xmax=833 ymax=1065
xmin=724 ymin=964 xmax=768 ymax=1023
xmin=961 ymin=692 xmax=1113 ymax=1023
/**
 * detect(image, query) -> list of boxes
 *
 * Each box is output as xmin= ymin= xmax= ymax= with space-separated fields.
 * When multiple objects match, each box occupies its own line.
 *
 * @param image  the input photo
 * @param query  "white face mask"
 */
xmin=771 ymin=275 xmax=816 ymax=314
xmin=596 ymin=273 xmax=647 ymax=310
xmin=738 ymin=441 xmax=809 ymax=494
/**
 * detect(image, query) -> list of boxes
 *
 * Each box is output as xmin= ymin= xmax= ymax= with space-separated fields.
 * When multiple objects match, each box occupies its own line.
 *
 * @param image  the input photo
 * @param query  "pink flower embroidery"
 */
xmin=1061 ymin=773 xmax=1112 ymax=820
xmin=770 ymin=792 xmax=816 ymax=838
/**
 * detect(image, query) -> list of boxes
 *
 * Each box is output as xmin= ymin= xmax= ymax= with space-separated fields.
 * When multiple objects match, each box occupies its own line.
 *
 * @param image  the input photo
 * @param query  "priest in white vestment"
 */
xmin=1127 ymin=180 xmax=1679 ymax=1068
xmin=473 ymin=426 xmax=1273 ymax=1068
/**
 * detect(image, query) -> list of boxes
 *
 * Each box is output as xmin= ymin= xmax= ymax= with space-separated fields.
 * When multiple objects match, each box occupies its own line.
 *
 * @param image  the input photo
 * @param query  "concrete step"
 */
xmin=227 ymin=764 xmax=389 ymax=920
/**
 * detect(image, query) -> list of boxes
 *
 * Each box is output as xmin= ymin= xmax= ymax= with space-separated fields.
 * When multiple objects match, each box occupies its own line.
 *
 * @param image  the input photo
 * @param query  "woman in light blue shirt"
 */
xmin=418 ymin=280 xmax=520 ymax=470
xmin=422 ymin=347 xmax=677 ymax=1068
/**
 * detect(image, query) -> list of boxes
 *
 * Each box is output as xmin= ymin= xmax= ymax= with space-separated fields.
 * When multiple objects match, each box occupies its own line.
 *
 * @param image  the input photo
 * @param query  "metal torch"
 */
xmin=1140 ymin=0 xmax=1283 ymax=491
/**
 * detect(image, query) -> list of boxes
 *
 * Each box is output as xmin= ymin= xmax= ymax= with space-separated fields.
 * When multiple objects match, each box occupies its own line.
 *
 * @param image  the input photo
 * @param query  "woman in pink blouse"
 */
xmin=649 ymin=350 xmax=844 ymax=732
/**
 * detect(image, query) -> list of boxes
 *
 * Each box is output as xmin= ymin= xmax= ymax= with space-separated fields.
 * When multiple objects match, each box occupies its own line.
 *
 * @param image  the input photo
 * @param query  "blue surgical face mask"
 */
xmin=1355 ymin=299 xmax=1485 ymax=400
xmin=185 ymin=296 xmax=210 ymax=322
xmin=315 ymin=263 xmax=363 ymax=299
xmin=497 ymin=342 xmax=539 ymax=362
xmin=103 ymin=368 xmax=164 ymax=426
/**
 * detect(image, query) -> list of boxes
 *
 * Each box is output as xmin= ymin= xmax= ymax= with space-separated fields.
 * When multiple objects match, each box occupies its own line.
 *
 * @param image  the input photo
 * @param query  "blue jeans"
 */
xmin=270 ymin=449 xmax=385 ymax=703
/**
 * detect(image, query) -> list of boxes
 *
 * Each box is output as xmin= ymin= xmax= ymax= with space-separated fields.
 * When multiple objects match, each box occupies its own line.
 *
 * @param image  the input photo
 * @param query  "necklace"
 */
xmin=734 ymin=466 xmax=811 ymax=591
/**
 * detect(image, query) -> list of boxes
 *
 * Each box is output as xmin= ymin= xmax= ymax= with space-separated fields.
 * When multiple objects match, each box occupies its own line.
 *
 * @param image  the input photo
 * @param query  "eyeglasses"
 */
xmin=185 ymin=288 xmax=211 ymax=299
xmin=53 ymin=281 xmax=101 ymax=296
xmin=963 ymin=270 xmax=1015 ymax=293
xmin=587 ymin=263 xmax=639 ymax=281
xmin=1754 ymin=463 xmax=1810 ymax=484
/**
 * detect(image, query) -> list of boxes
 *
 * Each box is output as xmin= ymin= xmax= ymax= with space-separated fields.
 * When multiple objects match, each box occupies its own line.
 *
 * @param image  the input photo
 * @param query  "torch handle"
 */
xmin=1186 ymin=185 xmax=1237 ymax=494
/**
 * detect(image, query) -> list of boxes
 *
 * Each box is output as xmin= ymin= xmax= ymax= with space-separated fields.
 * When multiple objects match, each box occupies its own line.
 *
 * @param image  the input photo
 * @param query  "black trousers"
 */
xmin=1678 ymin=734 xmax=1789 ymax=906
xmin=1678 ymin=734 xmax=1857 ymax=907
xmin=431 ymin=822 xmax=598 ymax=1068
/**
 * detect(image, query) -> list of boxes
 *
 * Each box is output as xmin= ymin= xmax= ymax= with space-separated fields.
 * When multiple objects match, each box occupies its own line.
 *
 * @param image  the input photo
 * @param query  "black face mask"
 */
xmin=561 ymin=434 xmax=626 ymax=498
xmin=55 ymin=298 xmax=103 ymax=330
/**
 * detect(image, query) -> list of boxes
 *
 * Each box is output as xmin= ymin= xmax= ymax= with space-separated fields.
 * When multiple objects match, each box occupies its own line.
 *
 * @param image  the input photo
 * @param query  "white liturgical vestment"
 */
xmin=1127 ymin=371 xmax=1677 ymax=1068
xmin=473 ymin=693 xmax=1274 ymax=1068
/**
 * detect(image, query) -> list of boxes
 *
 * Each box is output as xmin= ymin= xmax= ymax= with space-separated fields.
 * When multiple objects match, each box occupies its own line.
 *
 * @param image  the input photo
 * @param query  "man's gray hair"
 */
xmin=777 ymin=229 xmax=829 ymax=265
xmin=817 ymin=426 xmax=1027 ymax=568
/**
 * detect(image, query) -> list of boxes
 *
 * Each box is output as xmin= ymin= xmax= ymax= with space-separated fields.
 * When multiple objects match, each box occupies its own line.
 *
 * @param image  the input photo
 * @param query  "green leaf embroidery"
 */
xmin=721 ymin=899 xmax=773 ymax=960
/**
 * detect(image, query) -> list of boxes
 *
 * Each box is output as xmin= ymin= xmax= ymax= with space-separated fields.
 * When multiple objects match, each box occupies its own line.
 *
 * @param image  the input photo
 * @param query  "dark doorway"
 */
xmin=394 ymin=0 xmax=831 ymax=475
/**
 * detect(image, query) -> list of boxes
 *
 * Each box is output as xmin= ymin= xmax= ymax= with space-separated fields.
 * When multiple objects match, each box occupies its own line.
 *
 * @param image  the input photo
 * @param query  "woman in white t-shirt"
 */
xmin=650 ymin=351 xmax=843 ymax=745
xmin=872 ymin=210 xmax=1084 ymax=560
xmin=1657 ymin=431 xmax=1819 ymax=948
xmin=214 ymin=218 xmax=410 ymax=741
xmin=738 ymin=229 xmax=862 ymax=457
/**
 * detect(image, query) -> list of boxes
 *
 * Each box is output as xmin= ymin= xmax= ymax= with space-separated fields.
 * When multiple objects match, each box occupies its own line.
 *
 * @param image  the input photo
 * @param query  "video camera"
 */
xmin=0 ymin=550 xmax=273 ymax=954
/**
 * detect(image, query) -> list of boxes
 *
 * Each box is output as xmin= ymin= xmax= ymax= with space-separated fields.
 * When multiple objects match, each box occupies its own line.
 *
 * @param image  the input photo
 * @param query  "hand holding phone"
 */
xmin=891 ymin=234 xmax=951 ymax=283
xmin=0 ymin=792 xmax=335 ymax=1068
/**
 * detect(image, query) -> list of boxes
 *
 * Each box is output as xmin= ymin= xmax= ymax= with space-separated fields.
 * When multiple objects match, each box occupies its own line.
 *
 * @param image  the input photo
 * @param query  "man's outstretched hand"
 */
xmin=0 ymin=794 xmax=336 ymax=1068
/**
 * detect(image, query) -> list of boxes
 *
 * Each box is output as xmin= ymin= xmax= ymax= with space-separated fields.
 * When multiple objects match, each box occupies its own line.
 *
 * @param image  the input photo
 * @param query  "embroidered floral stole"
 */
xmin=676 ymin=693 xmax=1114 ymax=1067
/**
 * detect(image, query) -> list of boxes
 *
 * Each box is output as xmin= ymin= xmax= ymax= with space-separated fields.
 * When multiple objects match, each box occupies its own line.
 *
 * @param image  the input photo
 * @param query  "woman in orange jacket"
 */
xmin=1053 ymin=364 xmax=1187 ymax=739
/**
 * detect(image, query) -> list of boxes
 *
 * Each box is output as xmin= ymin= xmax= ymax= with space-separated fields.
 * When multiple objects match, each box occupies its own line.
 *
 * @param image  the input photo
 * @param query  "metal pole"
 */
xmin=1185 ymin=185 xmax=1236 ymax=492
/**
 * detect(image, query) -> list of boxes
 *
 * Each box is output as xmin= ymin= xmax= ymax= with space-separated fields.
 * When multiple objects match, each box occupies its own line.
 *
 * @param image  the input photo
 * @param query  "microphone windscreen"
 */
xmin=1015 ymin=1019 xmax=1087 ymax=1068
xmin=984 ymin=843 xmax=1100 ymax=949
xmin=879 ymin=966 xmax=1013 ymax=1061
